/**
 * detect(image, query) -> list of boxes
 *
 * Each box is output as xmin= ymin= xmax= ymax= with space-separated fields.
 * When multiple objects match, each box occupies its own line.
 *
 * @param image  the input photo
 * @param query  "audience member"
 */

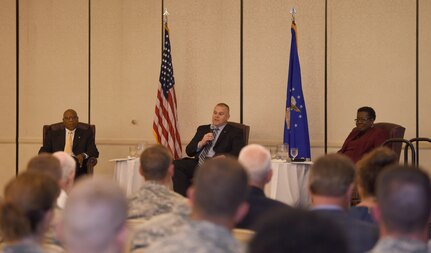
xmin=348 ymin=147 xmax=397 ymax=223
xmin=0 ymin=172 xmax=60 ymax=253
xmin=368 ymin=165 xmax=431 ymax=253
xmin=249 ymin=208 xmax=348 ymax=253
xmin=236 ymin=144 xmax=289 ymax=230
xmin=128 ymin=144 xmax=189 ymax=220
xmin=60 ymin=177 xmax=128 ymax=253
xmin=338 ymin=106 xmax=389 ymax=163
xmin=53 ymin=151 xmax=76 ymax=209
xmin=39 ymin=109 xmax=99 ymax=178
xmin=27 ymin=153 xmax=67 ymax=247
xmin=27 ymin=153 xmax=62 ymax=182
xmin=309 ymin=153 xmax=379 ymax=253
xmin=130 ymin=157 xmax=249 ymax=253
xmin=173 ymin=103 xmax=245 ymax=196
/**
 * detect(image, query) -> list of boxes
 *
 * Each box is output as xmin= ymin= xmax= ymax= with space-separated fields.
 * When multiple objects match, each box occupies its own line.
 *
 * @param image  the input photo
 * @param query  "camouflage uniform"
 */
xmin=368 ymin=237 xmax=429 ymax=253
xmin=130 ymin=213 xmax=244 ymax=253
xmin=127 ymin=181 xmax=190 ymax=220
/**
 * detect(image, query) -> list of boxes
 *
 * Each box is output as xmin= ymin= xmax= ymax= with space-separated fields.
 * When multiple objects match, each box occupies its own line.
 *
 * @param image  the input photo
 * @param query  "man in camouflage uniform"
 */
xmin=130 ymin=157 xmax=249 ymax=253
xmin=368 ymin=165 xmax=431 ymax=253
xmin=128 ymin=144 xmax=190 ymax=220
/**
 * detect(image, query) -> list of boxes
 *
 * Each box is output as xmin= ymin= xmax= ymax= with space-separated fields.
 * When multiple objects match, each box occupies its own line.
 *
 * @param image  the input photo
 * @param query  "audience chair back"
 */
xmin=228 ymin=122 xmax=250 ymax=145
xmin=43 ymin=122 xmax=98 ymax=174
xmin=374 ymin=122 xmax=405 ymax=160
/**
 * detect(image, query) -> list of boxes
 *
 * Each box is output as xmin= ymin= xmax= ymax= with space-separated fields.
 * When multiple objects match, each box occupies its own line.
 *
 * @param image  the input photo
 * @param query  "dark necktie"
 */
xmin=198 ymin=128 xmax=219 ymax=166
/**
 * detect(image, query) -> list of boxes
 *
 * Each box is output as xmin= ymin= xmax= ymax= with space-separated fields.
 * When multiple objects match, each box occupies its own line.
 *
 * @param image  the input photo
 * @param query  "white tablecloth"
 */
xmin=264 ymin=160 xmax=312 ymax=208
xmin=111 ymin=158 xmax=312 ymax=205
xmin=111 ymin=158 xmax=144 ymax=197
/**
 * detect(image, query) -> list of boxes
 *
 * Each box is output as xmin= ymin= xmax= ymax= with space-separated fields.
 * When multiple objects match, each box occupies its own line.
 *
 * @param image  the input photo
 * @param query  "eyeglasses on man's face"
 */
xmin=354 ymin=118 xmax=370 ymax=123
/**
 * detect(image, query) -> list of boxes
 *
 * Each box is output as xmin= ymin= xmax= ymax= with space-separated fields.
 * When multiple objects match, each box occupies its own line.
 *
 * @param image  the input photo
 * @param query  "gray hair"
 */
xmin=238 ymin=144 xmax=271 ymax=184
xmin=63 ymin=177 xmax=128 ymax=253
xmin=53 ymin=151 xmax=76 ymax=182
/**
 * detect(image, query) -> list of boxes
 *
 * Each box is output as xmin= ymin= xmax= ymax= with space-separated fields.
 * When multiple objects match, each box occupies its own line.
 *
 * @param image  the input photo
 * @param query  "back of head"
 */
xmin=238 ymin=144 xmax=271 ymax=185
xmin=0 ymin=172 xmax=59 ymax=241
xmin=139 ymin=144 xmax=172 ymax=181
xmin=250 ymin=208 xmax=348 ymax=253
xmin=27 ymin=153 xmax=62 ymax=182
xmin=53 ymin=151 xmax=76 ymax=182
xmin=356 ymin=147 xmax=397 ymax=197
xmin=309 ymin=153 xmax=355 ymax=197
xmin=194 ymin=157 xmax=248 ymax=218
xmin=376 ymin=165 xmax=431 ymax=234
xmin=63 ymin=177 xmax=128 ymax=253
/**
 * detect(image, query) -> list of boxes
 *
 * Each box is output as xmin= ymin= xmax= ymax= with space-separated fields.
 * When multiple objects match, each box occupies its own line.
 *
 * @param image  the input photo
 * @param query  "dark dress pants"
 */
xmin=173 ymin=158 xmax=198 ymax=197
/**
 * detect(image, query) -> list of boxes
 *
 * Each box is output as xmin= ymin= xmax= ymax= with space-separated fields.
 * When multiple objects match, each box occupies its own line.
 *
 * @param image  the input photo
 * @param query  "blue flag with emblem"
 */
xmin=283 ymin=21 xmax=311 ymax=159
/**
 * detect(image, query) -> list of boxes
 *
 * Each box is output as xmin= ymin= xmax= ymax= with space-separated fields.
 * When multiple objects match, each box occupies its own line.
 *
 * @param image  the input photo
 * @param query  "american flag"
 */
xmin=153 ymin=24 xmax=182 ymax=159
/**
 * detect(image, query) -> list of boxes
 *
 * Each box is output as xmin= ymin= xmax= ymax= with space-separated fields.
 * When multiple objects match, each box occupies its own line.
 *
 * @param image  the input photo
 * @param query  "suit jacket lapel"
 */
xmin=73 ymin=128 xmax=81 ymax=150
xmin=213 ymin=124 xmax=229 ymax=149
xmin=59 ymin=128 xmax=66 ymax=148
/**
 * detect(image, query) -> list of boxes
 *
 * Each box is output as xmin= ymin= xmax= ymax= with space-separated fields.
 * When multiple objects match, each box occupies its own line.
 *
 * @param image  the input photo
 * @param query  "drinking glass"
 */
xmin=128 ymin=146 xmax=137 ymax=158
xmin=290 ymin=148 xmax=299 ymax=161
xmin=136 ymin=143 xmax=145 ymax=156
xmin=277 ymin=144 xmax=289 ymax=161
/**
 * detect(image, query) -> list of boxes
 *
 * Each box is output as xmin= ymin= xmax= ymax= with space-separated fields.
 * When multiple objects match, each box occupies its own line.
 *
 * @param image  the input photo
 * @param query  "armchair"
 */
xmin=42 ymin=122 xmax=98 ymax=175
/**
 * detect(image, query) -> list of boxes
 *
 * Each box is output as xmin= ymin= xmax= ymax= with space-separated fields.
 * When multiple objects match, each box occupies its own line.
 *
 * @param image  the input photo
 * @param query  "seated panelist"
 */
xmin=39 ymin=109 xmax=99 ymax=179
xmin=172 ymin=103 xmax=245 ymax=196
xmin=338 ymin=106 xmax=389 ymax=163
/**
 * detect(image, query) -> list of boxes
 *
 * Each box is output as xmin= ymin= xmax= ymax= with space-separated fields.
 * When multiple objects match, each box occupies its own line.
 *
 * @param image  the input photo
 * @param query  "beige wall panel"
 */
xmin=167 ymin=0 xmax=240 ymax=143
xmin=91 ymin=0 xmax=160 ymax=172
xmin=19 ymin=0 xmax=88 ymax=168
xmin=243 ymin=0 xmax=325 ymax=152
xmin=328 ymin=1 xmax=416 ymax=149
xmin=0 ymin=145 xmax=17 ymax=197
xmin=418 ymin=0 xmax=431 ymax=170
xmin=0 ymin=0 xmax=16 ymax=192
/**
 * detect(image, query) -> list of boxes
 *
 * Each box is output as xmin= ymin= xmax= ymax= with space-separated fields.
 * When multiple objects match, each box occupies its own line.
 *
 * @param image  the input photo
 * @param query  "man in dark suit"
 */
xmin=173 ymin=103 xmax=245 ymax=196
xmin=236 ymin=144 xmax=290 ymax=230
xmin=310 ymin=153 xmax=379 ymax=253
xmin=39 ymin=109 xmax=99 ymax=178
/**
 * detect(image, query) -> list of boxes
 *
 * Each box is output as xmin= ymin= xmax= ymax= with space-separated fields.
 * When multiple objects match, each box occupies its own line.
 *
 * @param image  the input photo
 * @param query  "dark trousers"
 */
xmin=173 ymin=158 xmax=199 ymax=197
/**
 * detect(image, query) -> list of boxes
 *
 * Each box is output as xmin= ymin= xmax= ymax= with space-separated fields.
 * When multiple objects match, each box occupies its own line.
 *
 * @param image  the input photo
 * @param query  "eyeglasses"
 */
xmin=354 ymin=118 xmax=370 ymax=123
xmin=63 ymin=116 xmax=78 ymax=121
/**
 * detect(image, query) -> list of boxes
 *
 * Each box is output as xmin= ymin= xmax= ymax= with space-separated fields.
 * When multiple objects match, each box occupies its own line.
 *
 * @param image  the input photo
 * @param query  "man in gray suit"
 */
xmin=309 ymin=153 xmax=379 ymax=253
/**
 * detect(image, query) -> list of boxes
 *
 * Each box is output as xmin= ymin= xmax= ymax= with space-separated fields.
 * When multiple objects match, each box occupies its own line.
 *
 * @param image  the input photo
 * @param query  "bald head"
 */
xmin=63 ymin=177 xmax=128 ymax=253
xmin=238 ymin=144 xmax=271 ymax=185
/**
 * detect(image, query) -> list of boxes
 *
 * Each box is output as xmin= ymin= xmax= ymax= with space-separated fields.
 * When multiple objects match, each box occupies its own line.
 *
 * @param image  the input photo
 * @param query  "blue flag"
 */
xmin=283 ymin=22 xmax=311 ymax=159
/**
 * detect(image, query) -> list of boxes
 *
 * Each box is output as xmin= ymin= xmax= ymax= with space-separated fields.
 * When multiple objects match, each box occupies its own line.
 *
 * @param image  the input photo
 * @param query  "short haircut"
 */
xmin=63 ymin=177 xmax=128 ymax=253
xmin=238 ymin=144 xmax=271 ymax=184
xmin=194 ymin=157 xmax=248 ymax=218
xmin=357 ymin=106 xmax=376 ymax=120
xmin=376 ymin=165 xmax=431 ymax=233
xmin=0 ymin=172 xmax=59 ymax=241
xmin=53 ymin=151 xmax=76 ymax=182
xmin=250 ymin=208 xmax=348 ymax=253
xmin=27 ymin=153 xmax=62 ymax=182
xmin=215 ymin=103 xmax=230 ymax=113
xmin=139 ymin=144 xmax=172 ymax=181
xmin=309 ymin=154 xmax=355 ymax=197
xmin=356 ymin=147 xmax=397 ymax=197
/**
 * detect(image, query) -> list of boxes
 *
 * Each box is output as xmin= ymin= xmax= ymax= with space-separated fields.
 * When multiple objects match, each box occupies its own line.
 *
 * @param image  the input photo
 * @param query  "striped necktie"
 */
xmin=198 ymin=128 xmax=219 ymax=166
